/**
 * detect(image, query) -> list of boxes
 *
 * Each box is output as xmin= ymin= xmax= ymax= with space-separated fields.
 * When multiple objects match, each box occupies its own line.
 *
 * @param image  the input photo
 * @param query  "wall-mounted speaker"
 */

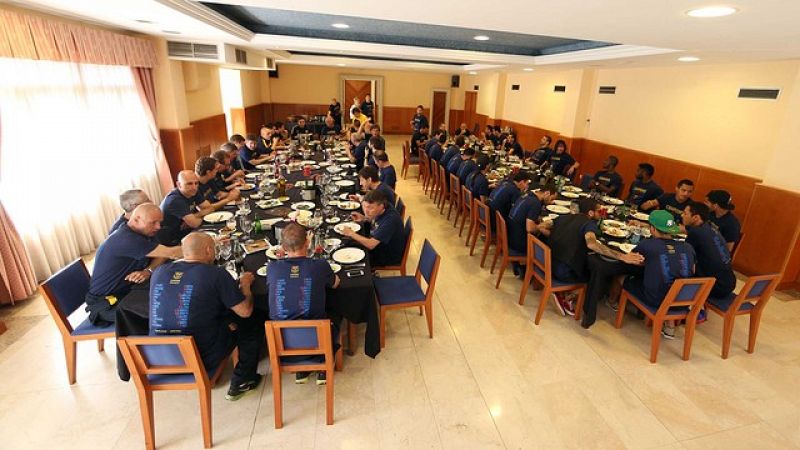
xmin=451 ymin=75 xmax=460 ymax=88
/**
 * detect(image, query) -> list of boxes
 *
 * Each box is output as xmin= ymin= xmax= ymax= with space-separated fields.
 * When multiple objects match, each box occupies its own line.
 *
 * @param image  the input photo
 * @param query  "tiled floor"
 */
xmin=2 ymin=136 xmax=800 ymax=449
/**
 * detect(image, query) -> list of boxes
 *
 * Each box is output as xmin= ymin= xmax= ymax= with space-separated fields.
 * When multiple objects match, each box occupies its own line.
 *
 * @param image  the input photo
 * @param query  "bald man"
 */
xmin=149 ymin=232 xmax=264 ymax=401
xmin=109 ymin=189 xmax=151 ymax=235
xmin=158 ymin=170 xmax=222 ymax=246
xmin=86 ymin=204 xmax=182 ymax=326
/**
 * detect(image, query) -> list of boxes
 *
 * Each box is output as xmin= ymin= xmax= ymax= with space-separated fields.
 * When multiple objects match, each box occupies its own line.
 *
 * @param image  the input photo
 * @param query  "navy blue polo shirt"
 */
xmin=353 ymin=141 xmax=368 ymax=171
xmin=410 ymin=132 xmax=427 ymax=152
xmin=256 ymin=137 xmax=272 ymax=156
xmin=198 ymin=180 xmax=219 ymax=203
xmin=440 ymin=145 xmax=460 ymax=167
xmin=321 ymin=123 xmax=341 ymax=136
xmin=627 ymin=180 xmax=663 ymax=207
xmin=457 ymin=159 xmax=478 ymax=185
xmin=551 ymin=219 xmax=600 ymax=282
xmin=150 ymin=261 xmax=244 ymax=371
xmin=709 ymin=211 xmax=741 ymax=245
xmin=488 ymin=181 xmax=521 ymax=219
xmin=379 ymin=165 xmax=397 ymax=190
xmin=507 ymin=194 xmax=543 ymax=254
xmin=686 ymin=223 xmax=735 ymax=296
xmin=504 ymin=141 xmax=523 ymax=157
xmin=429 ymin=143 xmax=444 ymax=163
xmin=374 ymin=182 xmax=397 ymax=208
xmin=267 ymin=257 xmax=335 ymax=321
xmin=231 ymin=155 xmax=244 ymax=171
xmin=238 ymin=148 xmax=258 ymax=170
xmin=159 ymin=188 xmax=203 ymax=246
xmin=425 ymin=138 xmax=437 ymax=155
xmin=467 ymin=171 xmax=490 ymax=199
xmin=593 ymin=170 xmax=623 ymax=197
xmin=109 ymin=214 xmax=127 ymax=235
xmin=657 ymin=193 xmax=692 ymax=222
xmin=370 ymin=208 xmax=405 ymax=267
xmin=532 ymin=147 xmax=551 ymax=164
xmin=631 ymin=238 xmax=696 ymax=307
xmin=412 ymin=114 xmax=428 ymax=132
xmin=548 ymin=152 xmax=576 ymax=176
xmin=447 ymin=155 xmax=464 ymax=176
xmin=88 ymin=223 xmax=158 ymax=297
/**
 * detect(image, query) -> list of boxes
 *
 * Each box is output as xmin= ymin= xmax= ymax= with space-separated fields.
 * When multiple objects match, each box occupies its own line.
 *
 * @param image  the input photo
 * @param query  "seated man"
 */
xmin=502 ymin=133 xmax=523 ymax=158
xmin=623 ymin=210 xmax=696 ymax=339
xmin=195 ymin=156 xmax=240 ymax=205
xmin=320 ymin=115 xmax=341 ymax=136
xmin=256 ymin=125 xmax=274 ymax=156
xmin=159 ymin=170 xmax=224 ymax=246
xmin=366 ymin=135 xmax=385 ymax=168
xmin=149 ymin=232 xmax=264 ymax=400
xmin=428 ymin=133 xmax=446 ymax=164
xmin=86 ymin=204 xmax=181 ymax=325
xmin=212 ymin=147 xmax=245 ymax=191
xmin=455 ymin=122 xmax=471 ymax=137
xmin=537 ymin=198 xmax=625 ymax=316
xmin=456 ymin=148 xmax=478 ymax=185
xmin=627 ymin=163 xmax=663 ymax=208
xmin=529 ymin=136 xmax=552 ymax=164
xmin=682 ymin=202 xmax=736 ymax=298
xmin=110 ymin=189 xmax=151 ymax=234
xmin=374 ymin=151 xmax=397 ymax=190
xmin=411 ymin=125 xmax=429 ymax=155
xmin=591 ymin=155 xmax=624 ymax=197
xmin=440 ymin=135 xmax=462 ymax=168
xmin=346 ymin=133 xmax=368 ymax=171
xmin=240 ymin=134 xmax=273 ymax=170
xmin=506 ymin=185 xmax=557 ymax=275
xmin=290 ymin=116 xmax=310 ymax=138
xmin=545 ymin=140 xmax=579 ymax=177
xmin=705 ymin=190 xmax=741 ymax=252
xmin=369 ymin=124 xmax=386 ymax=150
xmin=488 ymin=172 xmax=530 ymax=221
xmin=446 ymin=142 xmax=472 ymax=178
xmin=355 ymin=166 xmax=396 ymax=207
xmin=465 ymin=155 xmax=491 ymax=202
xmin=268 ymin=223 xmax=341 ymax=384
xmin=342 ymin=190 xmax=405 ymax=267
xmin=229 ymin=134 xmax=247 ymax=171
xmin=641 ymin=178 xmax=694 ymax=222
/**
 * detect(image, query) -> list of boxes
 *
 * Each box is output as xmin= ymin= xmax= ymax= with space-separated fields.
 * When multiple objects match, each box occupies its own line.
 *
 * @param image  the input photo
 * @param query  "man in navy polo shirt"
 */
xmin=466 ymin=155 xmax=491 ymax=202
xmin=343 ymin=190 xmax=405 ymax=267
xmin=410 ymin=105 xmax=428 ymax=133
xmin=425 ymin=130 xmax=442 ymax=156
xmin=159 ymin=170 xmax=223 ymax=246
xmin=87 ymin=204 xmax=181 ymax=325
xmin=347 ymin=133 xmax=368 ymax=171
xmin=109 ymin=189 xmax=150 ymax=235
xmin=529 ymin=136 xmax=553 ymax=164
xmin=627 ymin=163 xmax=663 ymax=207
xmin=429 ymin=134 xmax=447 ymax=163
xmin=355 ymin=166 xmax=396 ymax=207
xmin=440 ymin=136 xmax=462 ymax=169
xmin=506 ymin=185 xmax=557 ymax=276
xmin=195 ymin=156 xmax=241 ymax=205
xmin=591 ymin=155 xmax=624 ymax=197
xmin=502 ymin=133 xmax=523 ymax=158
xmin=256 ymin=125 xmax=274 ymax=156
xmin=150 ymin=232 xmax=264 ymax=401
xmin=212 ymin=147 xmax=245 ymax=192
xmin=682 ymin=202 xmax=735 ymax=298
xmin=410 ymin=125 xmax=429 ymax=155
xmin=375 ymin=151 xmax=397 ymax=190
xmin=447 ymin=144 xmax=472 ymax=179
xmin=705 ymin=190 xmax=742 ymax=252
xmin=268 ymin=223 xmax=341 ymax=385
xmin=642 ymin=179 xmax=695 ymax=222
xmin=456 ymin=147 xmax=478 ymax=185
xmin=545 ymin=140 xmax=579 ymax=177
xmin=240 ymin=134 xmax=273 ymax=170
xmin=489 ymin=172 xmax=530 ymax=221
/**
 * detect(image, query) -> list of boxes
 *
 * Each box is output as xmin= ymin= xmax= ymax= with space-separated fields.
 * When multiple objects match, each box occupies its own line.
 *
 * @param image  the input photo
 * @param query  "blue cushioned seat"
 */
xmin=375 ymin=276 xmax=425 ymax=305
xmin=708 ymin=293 xmax=754 ymax=313
xmin=533 ymin=266 xmax=578 ymax=287
xmin=71 ymin=318 xmax=115 ymax=336
xmin=626 ymin=290 xmax=690 ymax=315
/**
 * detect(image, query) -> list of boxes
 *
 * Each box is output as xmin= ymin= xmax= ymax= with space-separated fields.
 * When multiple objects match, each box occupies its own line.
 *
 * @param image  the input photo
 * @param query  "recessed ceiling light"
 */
xmin=468 ymin=71 xmax=478 ymax=75
xmin=678 ymin=56 xmax=700 ymax=62
xmin=473 ymin=35 xmax=490 ymax=41
xmin=686 ymin=6 xmax=738 ymax=17
xmin=336 ymin=63 xmax=346 ymax=67
xmin=162 ymin=30 xmax=181 ymax=35
xmin=523 ymin=68 xmax=534 ymax=72
xmin=332 ymin=23 xmax=350 ymax=29
xmin=135 ymin=19 xmax=155 ymax=24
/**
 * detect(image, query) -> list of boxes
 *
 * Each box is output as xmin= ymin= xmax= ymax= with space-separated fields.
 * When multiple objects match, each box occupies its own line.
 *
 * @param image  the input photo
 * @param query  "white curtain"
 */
xmin=0 ymin=58 xmax=163 ymax=280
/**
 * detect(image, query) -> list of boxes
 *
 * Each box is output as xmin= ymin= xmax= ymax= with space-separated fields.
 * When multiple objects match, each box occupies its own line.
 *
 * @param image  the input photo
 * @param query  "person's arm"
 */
xmin=537 ymin=220 xmax=553 ymax=237
xmin=342 ymin=228 xmax=381 ymax=250
xmin=332 ymin=274 xmax=341 ymax=289
xmin=640 ymin=198 xmax=661 ymax=211
xmin=230 ymin=272 xmax=254 ymax=318
xmin=566 ymin=161 xmax=580 ymax=176
xmin=146 ymin=245 xmax=182 ymax=260
xmin=223 ymin=170 xmax=245 ymax=182
xmin=584 ymin=231 xmax=633 ymax=261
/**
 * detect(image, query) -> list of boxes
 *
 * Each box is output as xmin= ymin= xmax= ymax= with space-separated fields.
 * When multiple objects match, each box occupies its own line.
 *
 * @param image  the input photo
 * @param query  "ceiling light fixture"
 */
xmin=162 ymin=30 xmax=181 ymax=35
xmin=468 ymin=71 xmax=478 ymax=75
xmin=523 ymin=68 xmax=534 ymax=72
xmin=686 ymin=6 xmax=738 ymax=17
xmin=332 ymin=23 xmax=350 ymax=29
xmin=336 ymin=63 xmax=346 ymax=67
xmin=473 ymin=35 xmax=490 ymax=41
xmin=135 ymin=19 xmax=155 ymax=24
xmin=678 ymin=56 xmax=700 ymax=62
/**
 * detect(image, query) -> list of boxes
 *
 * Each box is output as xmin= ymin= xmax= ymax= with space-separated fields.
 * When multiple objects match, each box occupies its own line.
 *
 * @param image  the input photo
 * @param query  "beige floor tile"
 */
xmin=680 ymin=422 xmax=798 ymax=450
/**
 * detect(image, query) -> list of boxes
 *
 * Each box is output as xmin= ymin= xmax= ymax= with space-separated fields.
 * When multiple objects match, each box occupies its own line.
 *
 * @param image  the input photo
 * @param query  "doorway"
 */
xmin=340 ymin=75 xmax=384 ymax=128
xmin=431 ymin=89 xmax=449 ymax=134
xmin=464 ymin=91 xmax=478 ymax=132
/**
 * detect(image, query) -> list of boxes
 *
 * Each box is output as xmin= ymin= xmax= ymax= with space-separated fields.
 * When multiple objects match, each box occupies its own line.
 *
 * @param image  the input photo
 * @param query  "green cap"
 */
xmin=648 ymin=210 xmax=682 ymax=234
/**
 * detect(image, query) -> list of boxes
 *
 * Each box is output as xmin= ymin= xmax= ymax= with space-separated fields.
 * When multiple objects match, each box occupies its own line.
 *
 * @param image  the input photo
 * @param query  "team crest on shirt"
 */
xmin=290 ymin=265 xmax=300 ymax=279
xmin=170 ymin=271 xmax=183 ymax=285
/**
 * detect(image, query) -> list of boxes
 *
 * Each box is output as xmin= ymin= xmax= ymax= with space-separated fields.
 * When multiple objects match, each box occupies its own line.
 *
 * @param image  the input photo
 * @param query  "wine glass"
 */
xmin=264 ymin=181 xmax=276 ymax=198
xmin=219 ymin=238 xmax=232 ymax=261
xmin=310 ymin=210 xmax=323 ymax=229
xmin=226 ymin=215 xmax=237 ymax=232
xmin=323 ymin=238 xmax=337 ymax=260
xmin=239 ymin=215 xmax=254 ymax=243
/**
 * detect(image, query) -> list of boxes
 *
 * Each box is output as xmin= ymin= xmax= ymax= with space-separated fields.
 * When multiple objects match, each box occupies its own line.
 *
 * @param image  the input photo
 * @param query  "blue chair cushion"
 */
xmin=70 ymin=317 xmax=115 ymax=336
xmin=280 ymin=355 xmax=325 ymax=366
xmin=708 ymin=293 xmax=754 ymax=313
xmin=410 ymin=156 xmax=420 ymax=164
xmin=375 ymin=276 xmax=425 ymax=305
xmin=626 ymin=289 xmax=690 ymax=315
xmin=533 ymin=267 xmax=581 ymax=288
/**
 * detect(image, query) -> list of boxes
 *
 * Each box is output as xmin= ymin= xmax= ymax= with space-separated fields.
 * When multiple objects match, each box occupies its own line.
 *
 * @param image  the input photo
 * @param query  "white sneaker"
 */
xmin=661 ymin=323 xmax=676 ymax=340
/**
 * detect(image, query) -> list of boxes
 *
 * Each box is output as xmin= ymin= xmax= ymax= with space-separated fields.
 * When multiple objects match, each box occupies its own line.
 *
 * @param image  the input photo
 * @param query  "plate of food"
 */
xmin=324 ymin=238 xmax=342 ymax=248
xmin=241 ymin=239 xmax=270 ymax=255
xmin=332 ymin=247 xmax=366 ymax=264
xmin=333 ymin=222 xmax=361 ymax=234
xmin=335 ymin=179 xmax=356 ymax=187
xmin=325 ymin=216 xmax=341 ymax=224
xmin=561 ymin=191 xmax=580 ymax=199
xmin=562 ymin=185 xmax=581 ymax=193
xmin=203 ymin=211 xmax=233 ymax=223
xmin=631 ymin=212 xmax=649 ymax=221
xmin=553 ymin=199 xmax=572 ymax=206
xmin=301 ymin=160 xmax=316 ymax=166
xmin=342 ymin=163 xmax=356 ymax=169
xmin=255 ymin=164 xmax=271 ymax=170
xmin=608 ymin=241 xmax=636 ymax=253
xmin=326 ymin=165 xmax=344 ymax=174
xmin=277 ymin=196 xmax=290 ymax=202
xmin=238 ymin=183 xmax=255 ymax=191
xmin=265 ymin=245 xmax=287 ymax=260
xmin=339 ymin=193 xmax=350 ymax=200
xmin=602 ymin=196 xmax=624 ymax=205
xmin=329 ymin=262 xmax=342 ymax=274
xmin=291 ymin=201 xmax=316 ymax=211
xmin=319 ymin=161 xmax=332 ymax=167
xmin=603 ymin=220 xmax=627 ymax=229
xmin=335 ymin=157 xmax=350 ymax=163
xmin=257 ymin=199 xmax=283 ymax=209
xmin=244 ymin=173 xmax=260 ymax=179
xmin=546 ymin=205 xmax=571 ymax=214
xmin=603 ymin=227 xmax=629 ymax=238
xmin=337 ymin=201 xmax=360 ymax=211
xmin=256 ymin=265 xmax=268 ymax=277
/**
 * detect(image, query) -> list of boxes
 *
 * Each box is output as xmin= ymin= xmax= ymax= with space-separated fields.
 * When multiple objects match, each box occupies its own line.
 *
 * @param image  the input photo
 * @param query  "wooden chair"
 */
xmin=491 ymin=213 xmax=527 ymax=289
xmin=731 ymin=231 xmax=746 ymax=263
xmin=707 ymin=273 xmax=779 ymax=359
xmin=418 ymin=150 xmax=430 ymax=190
xmin=265 ymin=320 xmax=342 ymax=428
xmin=458 ymin=186 xmax=474 ymax=240
xmin=468 ymin=198 xmax=494 ymax=268
xmin=521 ymin=235 xmax=587 ymax=323
xmin=396 ymin=196 xmax=406 ymax=220
xmin=40 ymin=259 xmax=115 ymax=384
xmin=117 ymin=336 xmax=232 ymax=449
xmin=374 ymin=239 xmax=441 ymax=348
xmin=413 ymin=148 xmax=424 ymax=182
xmin=428 ymin=160 xmax=440 ymax=201
xmin=437 ymin=165 xmax=449 ymax=213
xmin=615 ymin=277 xmax=716 ymax=363
xmin=400 ymin=141 xmax=410 ymax=179
xmin=374 ymin=217 xmax=414 ymax=276
xmin=446 ymin=173 xmax=462 ymax=222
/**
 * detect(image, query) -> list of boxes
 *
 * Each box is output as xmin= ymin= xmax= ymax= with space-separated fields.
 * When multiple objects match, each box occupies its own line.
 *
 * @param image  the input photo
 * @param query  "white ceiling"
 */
xmin=11 ymin=0 xmax=800 ymax=72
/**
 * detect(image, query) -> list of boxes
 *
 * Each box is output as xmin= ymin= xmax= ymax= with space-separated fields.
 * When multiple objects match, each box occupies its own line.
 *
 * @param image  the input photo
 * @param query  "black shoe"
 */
xmin=581 ymin=317 xmax=594 ymax=329
xmin=512 ymin=264 xmax=520 ymax=277
xmin=225 ymin=374 xmax=262 ymax=401
xmin=316 ymin=371 xmax=327 ymax=386
xmin=295 ymin=371 xmax=311 ymax=384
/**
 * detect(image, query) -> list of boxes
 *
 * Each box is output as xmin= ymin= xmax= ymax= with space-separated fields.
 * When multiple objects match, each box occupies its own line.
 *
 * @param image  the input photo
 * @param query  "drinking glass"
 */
xmin=226 ymin=215 xmax=237 ymax=231
xmin=239 ymin=215 xmax=254 ymax=243
xmin=323 ymin=239 xmax=337 ymax=260
xmin=219 ymin=238 xmax=232 ymax=261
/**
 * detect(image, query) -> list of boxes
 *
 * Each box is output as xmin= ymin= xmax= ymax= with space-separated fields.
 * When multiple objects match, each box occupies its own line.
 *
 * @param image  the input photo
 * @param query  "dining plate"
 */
xmin=265 ymin=245 xmax=287 ymax=260
xmin=257 ymin=199 xmax=283 ymax=209
xmin=277 ymin=196 xmax=290 ymax=201
xmin=335 ymin=179 xmax=355 ymax=187
xmin=563 ymin=185 xmax=583 ymax=193
xmin=238 ymin=183 xmax=255 ymax=190
xmin=324 ymin=238 xmax=342 ymax=247
xmin=553 ymin=199 xmax=571 ymax=206
xmin=603 ymin=220 xmax=627 ymax=229
xmin=326 ymin=165 xmax=344 ymax=174
xmin=256 ymin=265 xmax=268 ymax=277
xmin=603 ymin=227 xmax=629 ymax=238
xmin=319 ymin=161 xmax=332 ymax=167
xmin=203 ymin=211 xmax=233 ymax=223
xmin=602 ymin=196 xmax=624 ymax=205
xmin=335 ymin=157 xmax=350 ymax=162
xmin=255 ymin=164 xmax=271 ymax=170
xmin=325 ymin=216 xmax=341 ymax=224
xmin=291 ymin=201 xmax=316 ymax=211
xmin=329 ymin=263 xmax=342 ymax=274
xmin=339 ymin=193 xmax=350 ymax=200
xmin=334 ymin=222 xmax=361 ymax=234
xmin=332 ymin=247 xmax=366 ymax=264
xmin=328 ymin=200 xmax=341 ymax=206
xmin=337 ymin=201 xmax=360 ymax=211
xmin=561 ymin=191 xmax=580 ymax=199
xmin=631 ymin=212 xmax=650 ymax=221
xmin=608 ymin=241 xmax=636 ymax=254
xmin=245 ymin=173 xmax=259 ymax=179
xmin=288 ymin=210 xmax=312 ymax=223
xmin=342 ymin=163 xmax=356 ymax=169
xmin=310 ymin=165 xmax=320 ymax=170
xmin=546 ymin=205 xmax=571 ymax=214
xmin=301 ymin=160 xmax=316 ymax=166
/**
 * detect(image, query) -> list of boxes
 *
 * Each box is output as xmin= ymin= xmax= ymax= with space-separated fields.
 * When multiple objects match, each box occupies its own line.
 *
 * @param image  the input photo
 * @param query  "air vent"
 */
xmin=473 ymin=85 xmax=479 ymax=90
xmin=167 ymin=41 xmax=218 ymax=60
xmin=599 ymin=86 xmax=616 ymax=94
xmin=511 ymin=84 xmax=520 ymax=91
xmin=234 ymin=48 xmax=247 ymax=64
xmin=738 ymin=88 xmax=780 ymax=100
xmin=554 ymin=85 xmax=566 ymax=93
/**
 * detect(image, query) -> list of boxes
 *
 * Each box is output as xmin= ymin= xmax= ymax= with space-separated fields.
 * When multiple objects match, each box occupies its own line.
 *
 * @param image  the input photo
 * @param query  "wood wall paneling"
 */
xmin=244 ymin=104 xmax=266 ymax=134
xmin=178 ymin=127 xmax=197 ymax=172
xmin=229 ymin=108 xmax=246 ymax=139
xmin=383 ymin=106 xmax=428 ymax=135
xmin=159 ymin=129 xmax=183 ymax=182
xmin=449 ymin=109 xmax=465 ymax=134
xmin=270 ymin=103 xmax=329 ymax=123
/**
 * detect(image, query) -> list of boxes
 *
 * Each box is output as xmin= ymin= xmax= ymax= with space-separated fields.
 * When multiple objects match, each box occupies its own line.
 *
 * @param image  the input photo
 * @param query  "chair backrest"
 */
xmin=416 ymin=239 xmax=442 ymax=292
xmin=265 ymin=320 xmax=333 ymax=371
xmin=731 ymin=231 xmax=746 ymax=262
xmin=449 ymin=173 xmax=460 ymax=195
xmin=462 ymin=186 xmax=473 ymax=211
xmin=527 ymin=234 xmax=552 ymax=287
xmin=731 ymin=273 xmax=779 ymax=314
xmin=474 ymin=198 xmax=491 ymax=230
xmin=580 ymin=174 xmax=594 ymax=190
xmin=397 ymin=196 xmax=406 ymax=219
xmin=431 ymin=160 xmax=439 ymax=181
xmin=400 ymin=217 xmax=414 ymax=268
xmin=40 ymin=258 xmax=91 ymax=334
xmin=118 ymin=336 xmax=210 ymax=389
xmin=656 ymin=277 xmax=716 ymax=316
xmin=401 ymin=142 xmax=409 ymax=163
xmin=495 ymin=211 xmax=508 ymax=253
xmin=438 ymin=164 xmax=447 ymax=186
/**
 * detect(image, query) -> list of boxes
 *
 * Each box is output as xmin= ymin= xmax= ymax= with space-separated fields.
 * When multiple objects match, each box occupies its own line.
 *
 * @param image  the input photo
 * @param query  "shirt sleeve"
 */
xmin=163 ymin=195 xmax=191 ymax=221
xmin=581 ymin=220 xmax=600 ymax=237
xmin=371 ymin=215 xmax=398 ymax=245
xmin=119 ymin=232 xmax=159 ymax=260
xmin=216 ymin=267 xmax=245 ymax=309
xmin=656 ymin=193 xmax=671 ymax=207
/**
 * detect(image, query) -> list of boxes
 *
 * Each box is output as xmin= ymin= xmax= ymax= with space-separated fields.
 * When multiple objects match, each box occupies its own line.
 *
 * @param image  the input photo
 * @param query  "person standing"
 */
xmin=410 ymin=105 xmax=429 ymax=133
xmin=361 ymin=94 xmax=375 ymax=122
xmin=328 ymin=97 xmax=342 ymax=125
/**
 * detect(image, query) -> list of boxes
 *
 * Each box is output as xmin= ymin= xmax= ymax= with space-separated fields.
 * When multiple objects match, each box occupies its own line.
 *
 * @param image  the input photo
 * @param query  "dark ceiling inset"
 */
xmin=202 ymin=3 xmax=615 ymax=56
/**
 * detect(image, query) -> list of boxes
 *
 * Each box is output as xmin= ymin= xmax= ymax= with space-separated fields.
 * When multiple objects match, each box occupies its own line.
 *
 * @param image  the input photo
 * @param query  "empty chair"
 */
xmin=458 ymin=186 xmax=474 ymax=241
xmin=117 ymin=336 xmax=232 ymax=449
xmin=446 ymin=173 xmax=461 ymax=222
xmin=396 ymin=196 xmax=406 ymax=220
xmin=468 ymin=198 xmax=494 ymax=268
xmin=265 ymin=320 xmax=342 ymax=428
xmin=706 ymin=273 xmax=779 ymax=359
xmin=374 ymin=239 xmax=441 ymax=348
xmin=615 ymin=277 xmax=715 ymax=363
xmin=491 ymin=212 xmax=527 ymax=289
xmin=40 ymin=259 xmax=115 ymax=384
xmin=374 ymin=217 xmax=414 ymax=276
xmin=521 ymin=235 xmax=587 ymax=323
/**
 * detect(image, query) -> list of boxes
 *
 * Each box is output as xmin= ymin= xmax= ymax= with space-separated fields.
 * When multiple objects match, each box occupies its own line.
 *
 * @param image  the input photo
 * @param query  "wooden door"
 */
xmin=344 ymin=79 xmax=373 ymax=121
xmin=464 ymin=91 xmax=477 ymax=130
xmin=432 ymin=91 xmax=447 ymax=132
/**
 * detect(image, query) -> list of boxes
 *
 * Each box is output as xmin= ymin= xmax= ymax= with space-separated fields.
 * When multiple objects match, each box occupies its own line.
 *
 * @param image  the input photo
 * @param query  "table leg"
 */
xmin=347 ymin=320 xmax=357 ymax=356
